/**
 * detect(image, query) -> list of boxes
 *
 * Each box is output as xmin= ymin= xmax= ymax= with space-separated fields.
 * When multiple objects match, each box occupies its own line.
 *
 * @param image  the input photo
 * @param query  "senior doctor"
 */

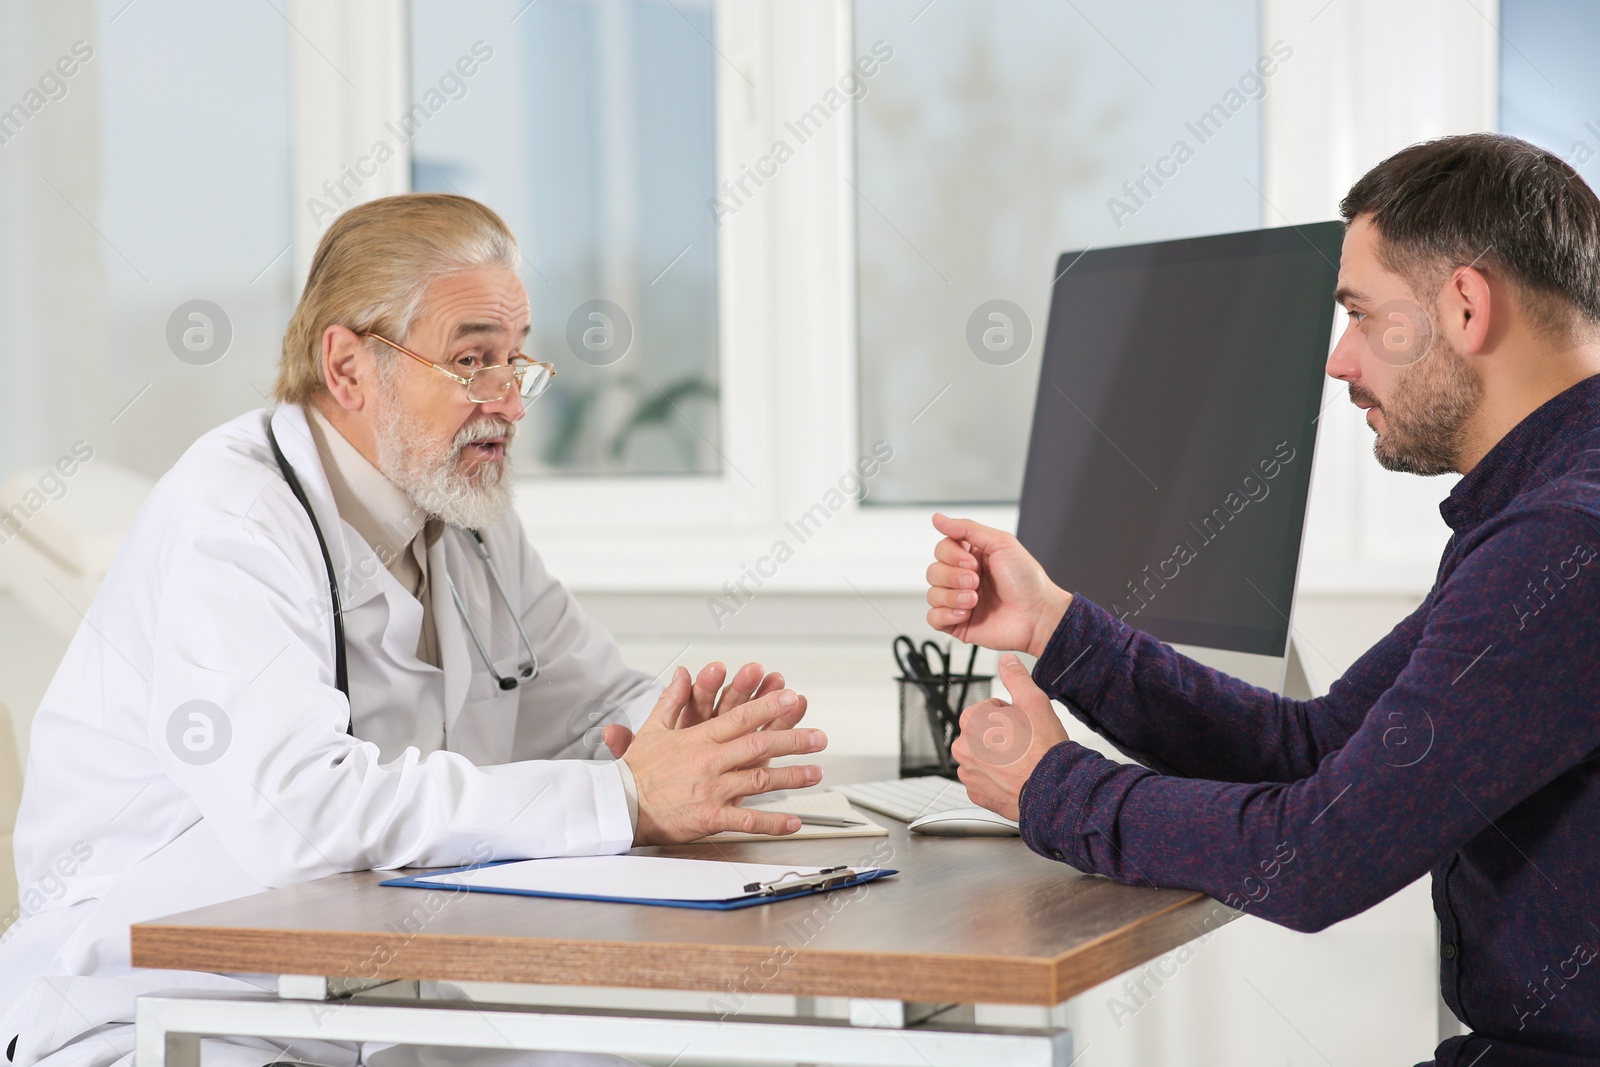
xmin=0 ymin=193 xmax=825 ymax=1067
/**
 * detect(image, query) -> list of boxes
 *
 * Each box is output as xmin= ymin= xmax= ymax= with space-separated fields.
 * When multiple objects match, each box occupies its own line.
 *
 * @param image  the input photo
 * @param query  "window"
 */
xmin=408 ymin=0 xmax=722 ymax=477
xmin=1499 ymin=0 xmax=1600 ymax=191
xmin=0 ymin=1 xmax=294 ymax=480
xmin=854 ymin=0 xmax=1264 ymax=503
xmin=278 ymin=1 xmax=1494 ymax=597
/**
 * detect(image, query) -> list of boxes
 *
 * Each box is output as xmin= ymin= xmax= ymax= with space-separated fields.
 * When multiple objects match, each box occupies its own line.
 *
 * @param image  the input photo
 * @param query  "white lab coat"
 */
xmin=0 ymin=404 xmax=659 ymax=1067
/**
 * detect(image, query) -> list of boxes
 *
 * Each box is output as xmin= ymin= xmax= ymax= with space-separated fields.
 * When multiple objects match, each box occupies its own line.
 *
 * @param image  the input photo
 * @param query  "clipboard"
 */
xmin=380 ymin=855 xmax=898 ymax=911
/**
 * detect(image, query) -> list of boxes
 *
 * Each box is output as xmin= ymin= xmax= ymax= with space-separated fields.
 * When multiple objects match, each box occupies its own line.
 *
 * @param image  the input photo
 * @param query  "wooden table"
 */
xmin=132 ymin=759 xmax=1234 ymax=1067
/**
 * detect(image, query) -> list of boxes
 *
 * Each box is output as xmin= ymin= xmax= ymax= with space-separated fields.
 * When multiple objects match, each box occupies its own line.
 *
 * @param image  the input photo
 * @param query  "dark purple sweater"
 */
xmin=1020 ymin=374 xmax=1600 ymax=1066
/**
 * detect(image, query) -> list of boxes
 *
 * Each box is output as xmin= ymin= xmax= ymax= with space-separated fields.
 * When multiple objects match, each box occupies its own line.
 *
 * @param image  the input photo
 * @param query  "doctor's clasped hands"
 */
xmin=611 ymin=665 xmax=826 ymax=844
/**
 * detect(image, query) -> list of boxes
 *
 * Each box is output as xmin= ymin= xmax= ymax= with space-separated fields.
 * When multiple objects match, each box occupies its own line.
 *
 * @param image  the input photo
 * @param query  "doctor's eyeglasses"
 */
xmin=364 ymin=332 xmax=555 ymax=404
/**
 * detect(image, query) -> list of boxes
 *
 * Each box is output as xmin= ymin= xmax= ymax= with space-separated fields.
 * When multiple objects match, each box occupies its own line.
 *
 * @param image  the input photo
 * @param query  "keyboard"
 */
xmin=833 ymin=776 xmax=974 ymax=823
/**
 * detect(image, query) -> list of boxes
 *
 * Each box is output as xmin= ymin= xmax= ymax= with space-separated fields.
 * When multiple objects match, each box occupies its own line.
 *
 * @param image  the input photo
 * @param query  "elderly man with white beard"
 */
xmin=0 ymin=193 xmax=824 ymax=1067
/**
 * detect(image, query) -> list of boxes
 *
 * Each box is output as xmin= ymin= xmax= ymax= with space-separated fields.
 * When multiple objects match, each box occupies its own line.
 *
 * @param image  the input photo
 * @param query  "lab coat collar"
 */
xmin=267 ymin=404 xmax=383 ymax=614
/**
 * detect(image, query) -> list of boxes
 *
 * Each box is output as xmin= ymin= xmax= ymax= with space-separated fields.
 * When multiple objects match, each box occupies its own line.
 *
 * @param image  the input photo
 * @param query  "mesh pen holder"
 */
xmin=898 ymin=673 xmax=991 ymax=780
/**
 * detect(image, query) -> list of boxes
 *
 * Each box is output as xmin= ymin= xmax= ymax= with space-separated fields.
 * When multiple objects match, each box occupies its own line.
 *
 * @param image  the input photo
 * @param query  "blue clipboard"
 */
xmin=381 ymin=858 xmax=898 ymax=911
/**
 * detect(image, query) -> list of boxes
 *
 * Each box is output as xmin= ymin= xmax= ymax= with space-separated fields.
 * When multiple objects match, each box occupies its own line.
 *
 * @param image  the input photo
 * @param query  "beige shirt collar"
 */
xmin=306 ymin=406 xmax=444 ymax=667
xmin=306 ymin=406 xmax=429 ymax=570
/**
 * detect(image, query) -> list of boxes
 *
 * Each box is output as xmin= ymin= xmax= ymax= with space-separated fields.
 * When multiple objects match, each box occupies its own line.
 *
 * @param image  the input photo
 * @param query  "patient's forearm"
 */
xmin=1030 ymin=595 xmax=1379 ymax=782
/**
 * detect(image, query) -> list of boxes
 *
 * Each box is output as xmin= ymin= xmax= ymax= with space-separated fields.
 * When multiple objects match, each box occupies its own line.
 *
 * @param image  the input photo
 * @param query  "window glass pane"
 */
xmin=855 ymin=0 xmax=1265 ymax=503
xmin=1499 ymin=0 xmax=1600 ymax=190
xmin=6 ymin=1 xmax=293 ymax=477
xmin=105 ymin=0 xmax=294 ymax=471
xmin=408 ymin=0 xmax=721 ymax=477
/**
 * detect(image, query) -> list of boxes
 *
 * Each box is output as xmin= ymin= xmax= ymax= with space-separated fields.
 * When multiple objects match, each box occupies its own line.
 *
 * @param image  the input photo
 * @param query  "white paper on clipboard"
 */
xmin=403 ymin=855 xmax=882 ymax=903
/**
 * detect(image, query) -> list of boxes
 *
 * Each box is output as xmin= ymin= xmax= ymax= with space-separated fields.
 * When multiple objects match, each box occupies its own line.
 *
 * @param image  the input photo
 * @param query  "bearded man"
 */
xmin=931 ymin=134 xmax=1600 ymax=1066
xmin=0 ymin=194 xmax=824 ymax=1067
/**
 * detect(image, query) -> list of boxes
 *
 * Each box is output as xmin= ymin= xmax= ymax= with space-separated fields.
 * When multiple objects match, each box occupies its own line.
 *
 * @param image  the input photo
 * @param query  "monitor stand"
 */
xmin=1281 ymin=633 xmax=1318 ymax=700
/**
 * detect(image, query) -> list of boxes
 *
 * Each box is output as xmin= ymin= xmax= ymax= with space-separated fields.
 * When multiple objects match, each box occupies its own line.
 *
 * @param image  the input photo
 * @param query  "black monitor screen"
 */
xmin=1016 ymin=222 xmax=1343 ymax=657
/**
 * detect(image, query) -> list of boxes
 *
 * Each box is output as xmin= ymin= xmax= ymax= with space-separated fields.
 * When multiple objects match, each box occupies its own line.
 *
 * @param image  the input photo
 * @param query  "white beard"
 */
xmin=372 ymin=396 xmax=516 ymax=530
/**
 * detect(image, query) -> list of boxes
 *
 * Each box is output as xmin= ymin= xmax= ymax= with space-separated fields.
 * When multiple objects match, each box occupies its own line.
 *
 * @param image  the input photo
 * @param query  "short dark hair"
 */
xmin=1340 ymin=133 xmax=1600 ymax=340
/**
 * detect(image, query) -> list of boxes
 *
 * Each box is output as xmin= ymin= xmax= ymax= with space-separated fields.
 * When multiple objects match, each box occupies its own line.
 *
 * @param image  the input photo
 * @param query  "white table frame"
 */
xmin=135 ymin=977 xmax=1074 ymax=1067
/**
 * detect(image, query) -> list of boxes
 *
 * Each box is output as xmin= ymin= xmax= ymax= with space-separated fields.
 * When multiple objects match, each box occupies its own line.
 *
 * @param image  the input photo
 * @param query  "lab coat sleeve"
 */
xmin=148 ymin=518 xmax=635 ymax=888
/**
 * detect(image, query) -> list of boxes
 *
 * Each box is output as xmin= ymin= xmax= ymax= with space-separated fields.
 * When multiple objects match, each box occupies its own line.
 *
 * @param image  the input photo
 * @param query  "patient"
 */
xmin=930 ymin=133 xmax=1600 ymax=1066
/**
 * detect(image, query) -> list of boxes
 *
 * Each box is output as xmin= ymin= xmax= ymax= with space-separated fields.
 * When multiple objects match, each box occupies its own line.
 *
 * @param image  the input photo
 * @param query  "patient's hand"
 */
xmin=925 ymin=513 xmax=1073 ymax=658
xmin=952 ymin=654 xmax=1068 ymax=822
xmin=602 ymin=661 xmax=804 ymax=759
xmin=625 ymin=666 xmax=828 ymax=844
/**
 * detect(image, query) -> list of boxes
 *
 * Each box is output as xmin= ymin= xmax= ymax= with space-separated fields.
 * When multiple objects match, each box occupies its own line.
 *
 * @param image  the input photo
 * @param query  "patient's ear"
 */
xmin=321 ymin=325 xmax=370 ymax=411
xmin=1441 ymin=265 xmax=1494 ymax=355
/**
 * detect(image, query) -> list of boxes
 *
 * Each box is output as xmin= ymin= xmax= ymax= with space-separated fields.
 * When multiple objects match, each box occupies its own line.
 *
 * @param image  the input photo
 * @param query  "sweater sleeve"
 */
xmin=1030 ymin=591 xmax=1429 ymax=782
xmin=1019 ymin=508 xmax=1600 ymax=933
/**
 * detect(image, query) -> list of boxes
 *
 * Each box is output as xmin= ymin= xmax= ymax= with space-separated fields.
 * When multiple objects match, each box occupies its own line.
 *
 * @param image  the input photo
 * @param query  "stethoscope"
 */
xmin=267 ymin=424 xmax=540 ymax=728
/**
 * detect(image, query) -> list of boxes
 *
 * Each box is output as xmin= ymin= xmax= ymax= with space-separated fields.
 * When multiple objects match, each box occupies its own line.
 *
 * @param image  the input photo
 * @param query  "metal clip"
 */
xmin=742 ymin=866 xmax=857 ymax=896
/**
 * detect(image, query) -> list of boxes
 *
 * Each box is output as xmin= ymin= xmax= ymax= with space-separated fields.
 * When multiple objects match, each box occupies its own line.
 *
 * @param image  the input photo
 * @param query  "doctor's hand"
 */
xmin=624 ymin=667 xmax=828 ymax=845
xmin=951 ymin=654 xmax=1068 ymax=822
xmin=601 ymin=661 xmax=804 ymax=759
xmin=926 ymin=513 xmax=1074 ymax=659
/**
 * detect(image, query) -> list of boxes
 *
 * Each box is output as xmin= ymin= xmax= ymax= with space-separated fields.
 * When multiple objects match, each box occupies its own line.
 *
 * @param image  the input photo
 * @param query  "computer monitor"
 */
xmin=1016 ymin=222 xmax=1343 ymax=691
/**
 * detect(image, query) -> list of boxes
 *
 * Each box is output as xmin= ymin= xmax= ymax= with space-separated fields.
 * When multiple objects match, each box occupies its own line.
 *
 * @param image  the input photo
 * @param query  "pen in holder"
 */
xmin=897 ymin=670 xmax=991 ymax=780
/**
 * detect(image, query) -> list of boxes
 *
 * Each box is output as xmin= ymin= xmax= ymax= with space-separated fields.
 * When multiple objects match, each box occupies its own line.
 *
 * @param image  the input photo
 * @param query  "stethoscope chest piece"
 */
xmin=448 ymin=529 xmax=541 ymax=691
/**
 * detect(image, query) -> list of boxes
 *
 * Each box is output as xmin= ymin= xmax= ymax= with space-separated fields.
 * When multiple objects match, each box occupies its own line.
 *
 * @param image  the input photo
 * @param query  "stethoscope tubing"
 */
xmin=267 ymin=422 xmax=540 ymax=731
xmin=268 ymin=424 xmax=351 ymax=713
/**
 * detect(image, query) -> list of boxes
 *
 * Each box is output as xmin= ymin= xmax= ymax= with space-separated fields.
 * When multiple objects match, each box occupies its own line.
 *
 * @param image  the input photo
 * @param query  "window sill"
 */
xmin=516 ymin=493 xmax=1441 ymax=598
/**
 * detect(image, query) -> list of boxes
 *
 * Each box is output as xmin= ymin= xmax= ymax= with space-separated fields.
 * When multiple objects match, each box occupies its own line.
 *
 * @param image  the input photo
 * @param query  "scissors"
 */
xmin=894 ymin=636 xmax=960 ymax=772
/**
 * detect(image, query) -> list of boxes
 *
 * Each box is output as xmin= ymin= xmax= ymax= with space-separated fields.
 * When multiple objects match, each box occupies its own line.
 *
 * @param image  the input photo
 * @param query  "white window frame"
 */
xmin=289 ymin=0 xmax=1498 ymax=599
xmin=1260 ymin=0 xmax=1499 ymax=595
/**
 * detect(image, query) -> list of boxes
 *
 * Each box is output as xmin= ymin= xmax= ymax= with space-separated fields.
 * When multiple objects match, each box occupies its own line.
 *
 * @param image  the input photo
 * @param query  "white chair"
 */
xmin=0 ymin=462 xmax=152 ymax=925
xmin=0 ymin=462 xmax=154 ymax=636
